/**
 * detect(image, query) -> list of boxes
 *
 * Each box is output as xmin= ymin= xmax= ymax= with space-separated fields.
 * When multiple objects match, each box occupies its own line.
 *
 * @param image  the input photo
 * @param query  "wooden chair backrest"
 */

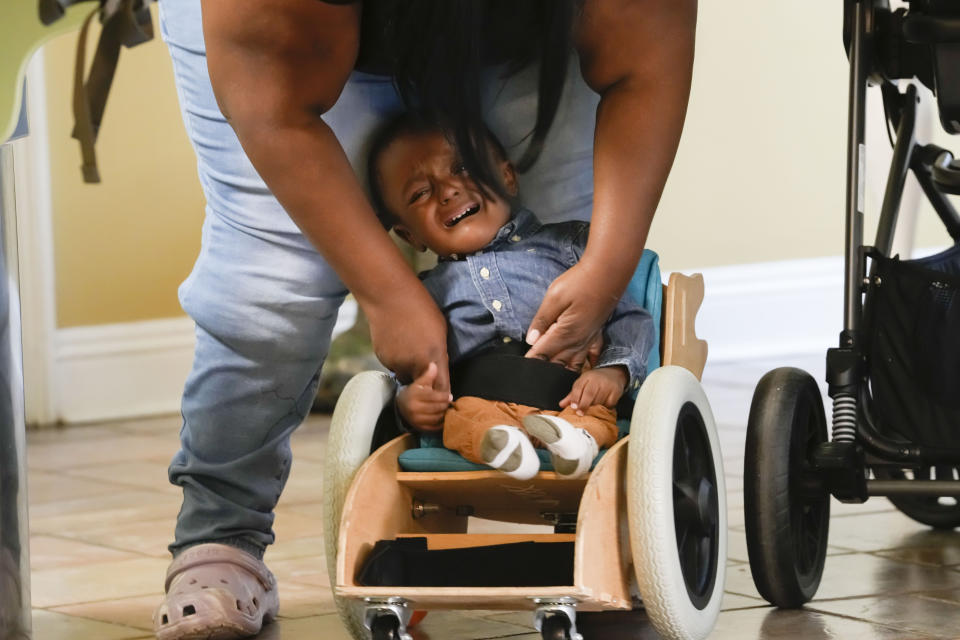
xmin=661 ymin=272 xmax=708 ymax=380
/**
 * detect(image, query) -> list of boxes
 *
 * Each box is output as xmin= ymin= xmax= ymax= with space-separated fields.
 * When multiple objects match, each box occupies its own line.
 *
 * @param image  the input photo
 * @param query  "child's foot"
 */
xmin=522 ymin=415 xmax=598 ymax=479
xmin=480 ymin=426 xmax=540 ymax=480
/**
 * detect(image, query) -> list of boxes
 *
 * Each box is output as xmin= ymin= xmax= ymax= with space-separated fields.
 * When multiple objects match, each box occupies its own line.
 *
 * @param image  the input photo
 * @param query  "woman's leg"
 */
xmin=159 ymin=0 xmax=402 ymax=559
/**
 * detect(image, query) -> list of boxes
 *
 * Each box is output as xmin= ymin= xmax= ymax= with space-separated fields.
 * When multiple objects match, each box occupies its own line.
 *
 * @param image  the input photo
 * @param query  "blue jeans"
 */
xmin=159 ymin=0 xmax=600 ymax=557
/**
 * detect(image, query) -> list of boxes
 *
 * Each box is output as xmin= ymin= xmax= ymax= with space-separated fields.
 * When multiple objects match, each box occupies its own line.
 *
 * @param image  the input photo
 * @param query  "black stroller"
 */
xmin=743 ymin=0 xmax=960 ymax=607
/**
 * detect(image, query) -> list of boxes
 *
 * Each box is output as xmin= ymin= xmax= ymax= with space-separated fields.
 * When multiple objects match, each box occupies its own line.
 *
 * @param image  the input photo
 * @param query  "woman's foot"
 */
xmin=153 ymin=543 xmax=279 ymax=640
xmin=522 ymin=414 xmax=598 ymax=479
xmin=480 ymin=426 xmax=540 ymax=480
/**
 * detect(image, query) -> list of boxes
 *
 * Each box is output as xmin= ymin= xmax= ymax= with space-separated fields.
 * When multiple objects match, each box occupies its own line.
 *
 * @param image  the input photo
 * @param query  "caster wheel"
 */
xmin=540 ymin=613 xmax=572 ymax=640
xmin=370 ymin=613 xmax=401 ymax=640
xmin=744 ymin=367 xmax=830 ymax=608
xmin=875 ymin=465 xmax=960 ymax=529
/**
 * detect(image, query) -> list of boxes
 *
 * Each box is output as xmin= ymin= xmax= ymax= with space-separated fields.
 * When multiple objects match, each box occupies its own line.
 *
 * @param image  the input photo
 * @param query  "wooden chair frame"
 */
xmin=335 ymin=272 xmax=707 ymax=612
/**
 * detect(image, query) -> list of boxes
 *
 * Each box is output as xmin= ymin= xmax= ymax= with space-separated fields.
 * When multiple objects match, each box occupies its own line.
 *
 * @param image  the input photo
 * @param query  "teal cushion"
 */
xmin=397 ymin=251 xmax=661 ymax=473
xmin=625 ymin=249 xmax=662 ymax=378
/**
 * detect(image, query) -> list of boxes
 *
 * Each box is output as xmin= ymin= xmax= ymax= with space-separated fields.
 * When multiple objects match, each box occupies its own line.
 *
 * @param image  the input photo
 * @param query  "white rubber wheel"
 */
xmin=627 ymin=366 xmax=727 ymax=640
xmin=322 ymin=371 xmax=396 ymax=640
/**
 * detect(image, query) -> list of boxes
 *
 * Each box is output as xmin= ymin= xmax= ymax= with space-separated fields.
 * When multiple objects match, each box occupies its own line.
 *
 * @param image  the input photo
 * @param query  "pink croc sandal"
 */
xmin=153 ymin=543 xmax=279 ymax=640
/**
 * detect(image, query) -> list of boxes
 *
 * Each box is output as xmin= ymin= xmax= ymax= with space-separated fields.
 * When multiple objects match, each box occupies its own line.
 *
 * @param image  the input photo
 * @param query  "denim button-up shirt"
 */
xmin=420 ymin=208 xmax=655 ymax=389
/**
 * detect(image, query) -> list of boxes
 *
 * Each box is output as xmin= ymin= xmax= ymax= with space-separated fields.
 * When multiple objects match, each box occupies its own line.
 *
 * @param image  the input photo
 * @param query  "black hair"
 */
xmin=378 ymin=1 xmax=577 ymax=195
xmin=366 ymin=111 xmax=511 ymax=228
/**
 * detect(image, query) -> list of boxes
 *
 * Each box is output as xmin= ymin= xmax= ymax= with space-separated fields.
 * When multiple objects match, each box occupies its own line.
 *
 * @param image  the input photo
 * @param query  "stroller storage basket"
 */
xmin=867 ymin=244 xmax=960 ymax=450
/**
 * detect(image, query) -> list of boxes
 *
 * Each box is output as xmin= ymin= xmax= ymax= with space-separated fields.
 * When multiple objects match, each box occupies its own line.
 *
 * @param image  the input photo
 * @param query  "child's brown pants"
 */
xmin=441 ymin=396 xmax=619 ymax=465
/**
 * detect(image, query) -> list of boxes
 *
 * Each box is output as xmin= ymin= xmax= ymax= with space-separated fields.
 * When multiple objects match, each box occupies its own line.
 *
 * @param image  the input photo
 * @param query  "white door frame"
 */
xmin=13 ymin=50 xmax=57 ymax=427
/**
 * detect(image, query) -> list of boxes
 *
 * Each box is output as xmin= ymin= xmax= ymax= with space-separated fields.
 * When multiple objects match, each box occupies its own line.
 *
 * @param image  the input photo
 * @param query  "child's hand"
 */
xmin=559 ymin=366 xmax=628 ymax=414
xmin=397 ymin=362 xmax=452 ymax=433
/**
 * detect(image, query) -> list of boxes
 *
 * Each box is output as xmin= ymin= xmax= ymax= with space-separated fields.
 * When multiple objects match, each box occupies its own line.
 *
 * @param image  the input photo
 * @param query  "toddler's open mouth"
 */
xmin=444 ymin=203 xmax=481 ymax=227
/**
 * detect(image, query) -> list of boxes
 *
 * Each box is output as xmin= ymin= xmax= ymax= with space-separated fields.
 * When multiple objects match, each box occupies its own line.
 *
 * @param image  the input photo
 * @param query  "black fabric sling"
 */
xmin=866 ymin=245 xmax=960 ymax=448
xmin=358 ymin=537 xmax=575 ymax=587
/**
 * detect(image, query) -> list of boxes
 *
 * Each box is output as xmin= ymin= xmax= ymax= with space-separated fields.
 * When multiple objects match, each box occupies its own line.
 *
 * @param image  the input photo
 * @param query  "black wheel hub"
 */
xmin=789 ymin=399 xmax=830 ymax=579
xmin=672 ymin=402 xmax=720 ymax=610
xmin=370 ymin=614 xmax=401 ymax=640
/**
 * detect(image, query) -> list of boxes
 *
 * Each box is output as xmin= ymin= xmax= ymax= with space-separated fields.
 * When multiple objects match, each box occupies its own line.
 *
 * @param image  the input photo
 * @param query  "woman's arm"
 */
xmin=526 ymin=0 xmax=696 ymax=365
xmin=201 ymin=0 xmax=450 ymax=388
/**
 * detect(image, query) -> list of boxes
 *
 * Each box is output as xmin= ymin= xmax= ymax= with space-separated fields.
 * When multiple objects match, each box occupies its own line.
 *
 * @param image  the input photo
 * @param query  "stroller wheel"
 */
xmin=744 ymin=367 xmax=830 ymax=608
xmin=875 ymin=466 xmax=960 ymax=529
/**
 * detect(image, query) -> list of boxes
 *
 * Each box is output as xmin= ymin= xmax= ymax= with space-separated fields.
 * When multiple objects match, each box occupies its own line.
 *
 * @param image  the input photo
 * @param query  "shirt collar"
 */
xmin=438 ymin=208 xmax=542 ymax=262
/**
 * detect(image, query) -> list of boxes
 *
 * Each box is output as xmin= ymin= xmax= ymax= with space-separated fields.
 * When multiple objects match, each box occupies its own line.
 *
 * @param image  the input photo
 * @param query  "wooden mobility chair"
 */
xmin=323 ymin=251 xmax=726 ymax=640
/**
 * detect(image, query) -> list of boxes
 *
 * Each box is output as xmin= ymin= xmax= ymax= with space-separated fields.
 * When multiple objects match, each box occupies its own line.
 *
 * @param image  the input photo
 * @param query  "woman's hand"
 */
xmin=524 ymin=261 xmax=620 ymax=371
xmin=559 ymin=366 xmax=628 ymax=414
xmin=396 ymin=362 xmax=452 ymax=433
xmin=365 ymin=285 xmax=451 ymax=394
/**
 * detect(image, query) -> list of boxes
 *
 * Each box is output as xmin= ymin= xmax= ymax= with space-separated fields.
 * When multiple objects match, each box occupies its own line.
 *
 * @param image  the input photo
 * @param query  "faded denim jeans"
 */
xmin=158 ymin=0 xmax=600 ymax=558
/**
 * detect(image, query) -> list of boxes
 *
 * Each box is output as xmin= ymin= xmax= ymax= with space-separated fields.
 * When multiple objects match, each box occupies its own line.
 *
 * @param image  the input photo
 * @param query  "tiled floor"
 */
xmin=21 ymin=354 xmax=960 ymax=639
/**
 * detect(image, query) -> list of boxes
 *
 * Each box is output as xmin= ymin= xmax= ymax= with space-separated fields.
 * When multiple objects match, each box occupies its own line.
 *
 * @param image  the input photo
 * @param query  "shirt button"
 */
xmin=480 ymin=267 xmax=490 ymax=279
xmin=492 ymin=300 xmax=503 ymax=312
xmin=502 ymin=336 xmax=512 ymax=343
xmin=510 ymin=234 xmax=522 ymax=243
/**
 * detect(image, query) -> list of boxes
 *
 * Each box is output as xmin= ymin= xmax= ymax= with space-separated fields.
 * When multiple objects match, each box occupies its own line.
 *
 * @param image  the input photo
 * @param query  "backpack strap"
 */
xmin=72 ymin=6 xmax=102 ymax=182
xmin=62 ymin=0 xmax=154 ymax=182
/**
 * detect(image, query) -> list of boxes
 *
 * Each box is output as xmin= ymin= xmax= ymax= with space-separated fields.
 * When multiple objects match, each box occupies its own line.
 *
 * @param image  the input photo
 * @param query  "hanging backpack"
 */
xmin=38 ymin=0 xmax=155 ymax=183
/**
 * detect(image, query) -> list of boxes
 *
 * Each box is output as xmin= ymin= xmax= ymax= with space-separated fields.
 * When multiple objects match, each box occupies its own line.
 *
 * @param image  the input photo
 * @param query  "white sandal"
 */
xmin=480 ymin=425 xmax=540 ymax=480
xmin=522 ymin=414 xmax=598 ymax=479
xmin=153 ymin=543 xmax=279 ymax=640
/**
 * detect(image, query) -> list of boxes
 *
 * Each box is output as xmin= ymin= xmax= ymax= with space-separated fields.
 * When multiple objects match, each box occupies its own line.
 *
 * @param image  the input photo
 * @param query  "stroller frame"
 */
xmin=744 ymin=0 xmax=960 ymax=609
xmin=825 ymin=0 xmax=960 ymax=497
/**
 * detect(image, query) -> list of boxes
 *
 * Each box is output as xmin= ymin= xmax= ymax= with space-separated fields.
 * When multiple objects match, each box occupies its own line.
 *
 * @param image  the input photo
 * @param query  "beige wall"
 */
xmin=43 ymin=2 xmax=956 ymax=327
xmin=44 ymin=5 xmax=203 ymax=328
xmin=652 ymin=1 xmax=953 ymax=273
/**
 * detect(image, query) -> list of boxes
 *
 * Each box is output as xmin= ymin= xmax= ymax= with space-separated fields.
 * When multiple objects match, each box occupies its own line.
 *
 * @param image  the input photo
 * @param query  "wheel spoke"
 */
xmin=683 ymin=533 xmax=698 ymax=580
xmin=699 ymin=479 xmax=718 ymax=531
xmin=698 ymin=536 xmax=712 ymax=590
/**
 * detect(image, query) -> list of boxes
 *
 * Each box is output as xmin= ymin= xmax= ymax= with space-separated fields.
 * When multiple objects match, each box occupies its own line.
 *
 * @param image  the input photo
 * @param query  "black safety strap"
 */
xmin=451 ymin=342 xmax=635 ymax=416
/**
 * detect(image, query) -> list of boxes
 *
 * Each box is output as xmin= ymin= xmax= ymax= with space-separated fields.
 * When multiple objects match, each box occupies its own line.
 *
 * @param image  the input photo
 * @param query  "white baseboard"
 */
xmin=51 ymin=300 xmax=358 ymax=425
xmin=53 ymin=316 xmax=196 ymax=424
xmin=682 ymin=255 xmax=844 ymax=364
xmin=50 ymin=246 xmax=951 ymax=424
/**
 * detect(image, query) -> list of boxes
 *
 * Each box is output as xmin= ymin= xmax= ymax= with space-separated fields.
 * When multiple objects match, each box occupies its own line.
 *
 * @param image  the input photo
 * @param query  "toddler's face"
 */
xmin=377 ymin=130 xmax=516 ymax=257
